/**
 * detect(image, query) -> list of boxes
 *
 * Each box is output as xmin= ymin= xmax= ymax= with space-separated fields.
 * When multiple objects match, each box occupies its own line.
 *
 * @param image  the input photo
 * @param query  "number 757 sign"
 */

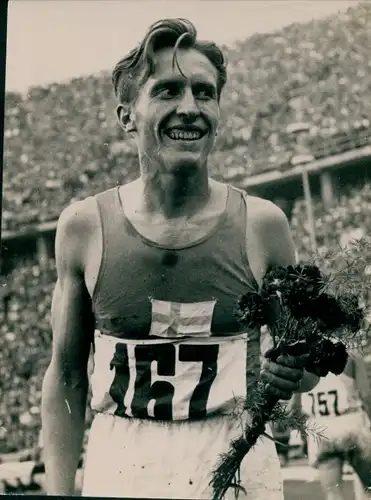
xmin=307 ymin=390 xmax=340 ymax=417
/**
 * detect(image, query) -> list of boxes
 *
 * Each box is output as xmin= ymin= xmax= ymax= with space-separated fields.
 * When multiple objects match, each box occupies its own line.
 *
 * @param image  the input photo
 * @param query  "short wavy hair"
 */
xmin=112 ymin=18 xmax=227 ymax=105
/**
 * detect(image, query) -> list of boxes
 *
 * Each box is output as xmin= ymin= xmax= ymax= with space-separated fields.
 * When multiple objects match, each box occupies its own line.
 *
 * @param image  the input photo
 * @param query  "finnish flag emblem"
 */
xmin=149 ymin=299 xmax=217 ymax=338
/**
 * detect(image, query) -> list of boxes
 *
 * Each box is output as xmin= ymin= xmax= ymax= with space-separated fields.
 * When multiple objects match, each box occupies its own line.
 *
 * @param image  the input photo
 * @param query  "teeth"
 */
xmin=167 ymin=129 xmax=203 ymax=140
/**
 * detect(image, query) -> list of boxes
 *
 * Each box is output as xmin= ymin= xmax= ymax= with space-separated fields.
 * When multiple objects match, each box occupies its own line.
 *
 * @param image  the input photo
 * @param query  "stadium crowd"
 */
xmin=1 ymin=2 xmax=371 ymax=462
xmin=291 ymin=181 xmax=371 ymax=262
xmin=0 ymin=259 xmax=55 ymax=454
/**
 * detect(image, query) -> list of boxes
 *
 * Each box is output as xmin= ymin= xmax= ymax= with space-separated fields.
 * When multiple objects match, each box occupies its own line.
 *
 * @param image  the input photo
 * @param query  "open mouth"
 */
xmin=165 ymin=128 xmax=207 ymax=141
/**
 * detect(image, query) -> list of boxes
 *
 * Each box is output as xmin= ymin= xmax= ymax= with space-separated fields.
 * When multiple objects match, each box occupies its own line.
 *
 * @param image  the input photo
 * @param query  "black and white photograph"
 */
xmin=1 ymin=1 xmax=371 ymax=499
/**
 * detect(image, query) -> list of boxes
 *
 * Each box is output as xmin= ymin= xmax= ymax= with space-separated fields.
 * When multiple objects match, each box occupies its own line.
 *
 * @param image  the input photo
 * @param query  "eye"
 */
xmin=157 ymin=83 xmax=180 ymax=99
xmin=193 ymin=84 xmax=215 ymax=100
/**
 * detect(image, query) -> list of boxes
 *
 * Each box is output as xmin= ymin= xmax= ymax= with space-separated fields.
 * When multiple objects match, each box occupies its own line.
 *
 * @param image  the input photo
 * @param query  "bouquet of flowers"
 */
xmin=211 ymin=240 xmax=371 ymax=500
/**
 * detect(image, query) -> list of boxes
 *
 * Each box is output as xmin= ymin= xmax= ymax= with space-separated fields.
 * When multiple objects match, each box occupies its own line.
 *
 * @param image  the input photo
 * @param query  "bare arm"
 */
xmin=259 ymin=200 xmax=320 ymax=393
xmin=41 ymin=201 xmax=95 ymax=495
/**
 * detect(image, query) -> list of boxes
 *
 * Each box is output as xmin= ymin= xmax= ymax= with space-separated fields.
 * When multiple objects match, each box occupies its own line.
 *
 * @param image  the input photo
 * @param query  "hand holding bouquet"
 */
xmin=211 ymin=252 xmax=370 ymax=500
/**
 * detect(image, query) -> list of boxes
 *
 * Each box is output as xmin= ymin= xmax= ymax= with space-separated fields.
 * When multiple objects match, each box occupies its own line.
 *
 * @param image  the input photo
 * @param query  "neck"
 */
xmin=139 ymin=165 xmax=210 ymax=219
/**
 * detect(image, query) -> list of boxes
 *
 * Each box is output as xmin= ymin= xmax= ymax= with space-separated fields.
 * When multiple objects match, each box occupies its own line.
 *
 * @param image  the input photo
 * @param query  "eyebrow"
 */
xmin=150 ymin=76 xmax=217 ymax=94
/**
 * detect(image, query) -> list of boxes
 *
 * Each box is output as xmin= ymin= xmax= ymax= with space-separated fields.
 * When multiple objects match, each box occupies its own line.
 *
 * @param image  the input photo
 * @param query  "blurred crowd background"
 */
xmin=1 ymin=1 xmax=371 ymax=480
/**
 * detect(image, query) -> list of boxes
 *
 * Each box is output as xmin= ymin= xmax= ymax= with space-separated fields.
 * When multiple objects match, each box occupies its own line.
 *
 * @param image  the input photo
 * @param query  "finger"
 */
xmin=261 ymin=378 xmax=294 ymax=401
xmin=276 ymin=354 xmax=310 ymax=369
xmin=261 ymin=369 xmax=300 ymax=393
xmin=275 ymin=390 xmax=293 ymax=401
xmin=262 ymin=359 xmax=303 ymax=382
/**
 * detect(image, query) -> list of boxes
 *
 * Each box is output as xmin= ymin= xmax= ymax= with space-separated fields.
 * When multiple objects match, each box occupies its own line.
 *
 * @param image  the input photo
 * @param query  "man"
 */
xmin=41 ymin=18 xmax=319 ymax=499
xmin=301 ymin=350 xmax=371 ymax=500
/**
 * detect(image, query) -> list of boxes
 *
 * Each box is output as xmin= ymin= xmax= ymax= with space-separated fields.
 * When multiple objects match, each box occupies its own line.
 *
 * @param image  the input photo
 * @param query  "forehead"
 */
xmin=146 ymin=47 xmax=218 ymax=87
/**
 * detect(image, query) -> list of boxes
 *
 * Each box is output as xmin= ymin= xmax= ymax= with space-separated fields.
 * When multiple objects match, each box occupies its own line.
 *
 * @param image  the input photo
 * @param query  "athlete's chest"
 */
xmin=119 ymin=180 xmax=228 ymax=248
xmin=94 ymin=289 xmax=248 ymax=340
xmin=90 ymin=228 xmax=254 ymax=340
xmin=124 ymin=203 xmax=226 ymax=248
xmin=132 ymin=221 xmax=213 ymax=248
xmin=87 ymin=183 xmax=258 ymax=339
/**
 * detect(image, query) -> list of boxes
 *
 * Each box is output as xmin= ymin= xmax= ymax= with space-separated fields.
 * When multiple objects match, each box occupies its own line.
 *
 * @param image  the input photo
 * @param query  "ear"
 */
xmin=116 ymin=104 xmax=137 ymax=133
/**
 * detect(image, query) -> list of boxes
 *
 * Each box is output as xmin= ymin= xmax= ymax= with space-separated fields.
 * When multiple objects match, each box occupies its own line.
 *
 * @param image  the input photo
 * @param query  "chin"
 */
xmin=170 ymin=161 xmax=202 ymax=178
xmin=165 ymin=153 xmax=207 ymax=176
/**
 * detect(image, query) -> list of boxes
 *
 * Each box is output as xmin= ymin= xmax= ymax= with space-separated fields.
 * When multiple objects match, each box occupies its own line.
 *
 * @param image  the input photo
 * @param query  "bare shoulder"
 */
xmin=57 ymin=196 xmax=98 ymax=234
xmin=243 ymin=194 xmax=295 ymax=268
xmin=56 ymin=196 xmax=99 ymax=272
xmin=244 ymin=195 xmax=288 ymax=227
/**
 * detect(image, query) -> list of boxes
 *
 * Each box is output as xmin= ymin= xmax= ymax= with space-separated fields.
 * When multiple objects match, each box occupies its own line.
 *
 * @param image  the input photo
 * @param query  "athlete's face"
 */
xmin=120 ymin=47 xmax=220 ymax=176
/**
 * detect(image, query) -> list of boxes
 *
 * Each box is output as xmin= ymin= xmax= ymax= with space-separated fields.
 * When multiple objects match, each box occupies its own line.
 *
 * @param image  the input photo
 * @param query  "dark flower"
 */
xmin=235 ymin=292 xmax=266 ymax=328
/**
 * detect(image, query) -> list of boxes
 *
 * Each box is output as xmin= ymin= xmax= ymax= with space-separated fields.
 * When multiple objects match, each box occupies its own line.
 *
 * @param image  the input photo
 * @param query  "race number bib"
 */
xmin=305 ymin=390 xmax=341 ymax=418
xmin=302 ymin=373 xmax=350 ymax=419
xmin=90 ymin=333 xmax=247 ymax=421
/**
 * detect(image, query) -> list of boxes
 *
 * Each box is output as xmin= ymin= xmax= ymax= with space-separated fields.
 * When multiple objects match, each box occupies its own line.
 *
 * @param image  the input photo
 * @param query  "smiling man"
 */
xmin=41 ymin=18 xmax=319 ymax=499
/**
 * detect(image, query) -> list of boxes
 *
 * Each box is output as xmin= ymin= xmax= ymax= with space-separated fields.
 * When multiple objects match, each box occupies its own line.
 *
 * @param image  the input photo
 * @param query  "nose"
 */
xmin=176 ymin=88 xmax=200 ymax=123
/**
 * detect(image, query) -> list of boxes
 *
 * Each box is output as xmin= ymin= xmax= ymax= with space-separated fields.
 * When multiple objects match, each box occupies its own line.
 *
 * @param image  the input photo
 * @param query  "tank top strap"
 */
xmin=95 ymin=187 xmax=123 ymax=245
xmin=226 ymin=184 xmax=249 ymax=205
xmin=224 ymin=185 xmax=258 ymax=287
xmin=223 ymin=185 xmax=249 ymax=245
